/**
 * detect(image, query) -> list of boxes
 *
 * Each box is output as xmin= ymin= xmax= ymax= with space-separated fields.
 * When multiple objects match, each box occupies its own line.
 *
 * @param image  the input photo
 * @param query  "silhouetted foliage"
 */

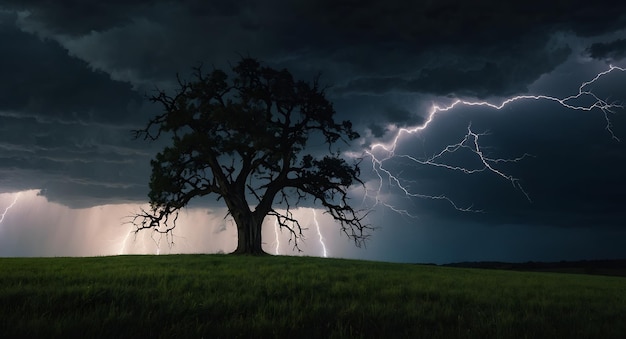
xmin=130 ymin=58 xmax=369 ymax=254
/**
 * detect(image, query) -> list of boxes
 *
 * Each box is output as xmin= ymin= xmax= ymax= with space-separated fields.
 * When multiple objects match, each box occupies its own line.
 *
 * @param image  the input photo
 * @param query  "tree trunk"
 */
xmin=232 ymin=211 xmax=266 ymax=255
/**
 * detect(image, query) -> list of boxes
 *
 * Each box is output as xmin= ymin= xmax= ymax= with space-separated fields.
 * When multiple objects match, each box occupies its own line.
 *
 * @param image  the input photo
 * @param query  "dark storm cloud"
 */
xmin=4 ymin=0 xmax=283 ymax=88
xmin=0 ymin=0 xmax=625 ymax=218
xmin=0 ymin=0 xmax=625 ymax=263
xmin=0 ymin=19 xmax=142 ymax=122
xmin=0 ymin=0 xmax=253 ymax=36
xmin=7 ymin=1 xmax=626 ymax=98
xmin=294 ymin=0 xmax=625 ymax=97
xmin=291 ymin=0 xmax=626 ymax=45
xmin=363 ymin=105 xmax=426 ymax=138
xmin=0 ymin=0 xmax=153 ymax=35
xmin=0 ymin=13 xmax=155 ymax=206
xmin=587 ymin=39 xmax=626 ymax=61
xmin=0 ymin=112 xmax=154 ymax=205
xmin=334 ymin=51 xmax=573 ymax=99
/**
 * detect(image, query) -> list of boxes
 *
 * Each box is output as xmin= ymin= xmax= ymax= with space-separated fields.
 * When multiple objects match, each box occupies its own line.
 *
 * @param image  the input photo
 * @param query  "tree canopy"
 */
xmin=130 ymin=58 xmax=369 ymax=254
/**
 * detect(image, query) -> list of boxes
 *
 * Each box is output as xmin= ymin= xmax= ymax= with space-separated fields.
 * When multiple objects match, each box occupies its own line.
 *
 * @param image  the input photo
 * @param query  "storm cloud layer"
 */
xmin=1 ymin=1 xmax=626 ymax=261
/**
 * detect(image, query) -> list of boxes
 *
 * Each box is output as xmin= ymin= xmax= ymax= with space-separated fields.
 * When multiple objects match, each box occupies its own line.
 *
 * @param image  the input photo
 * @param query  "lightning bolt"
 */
xmin=273 ymin=217 xmax=281 ymax=255
xmin=312 ymin=208 xmax=328 ymax=258
xmin=119 ymin=229 xmax=165 ymax=255
xmin=118 ymin=230 xmax=133 ymax=255
xmin=152 ymin=231 xmax=163 ymax=255
xmin=0 ymin=193 xmax=20 ymax=225
xmin=366 ymin=65 xmax=625 ymax=214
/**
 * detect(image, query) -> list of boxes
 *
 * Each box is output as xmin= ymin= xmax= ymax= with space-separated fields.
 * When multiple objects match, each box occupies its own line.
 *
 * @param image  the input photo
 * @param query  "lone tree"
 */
xmin=131 ymin=58 xmax=369 ymax=254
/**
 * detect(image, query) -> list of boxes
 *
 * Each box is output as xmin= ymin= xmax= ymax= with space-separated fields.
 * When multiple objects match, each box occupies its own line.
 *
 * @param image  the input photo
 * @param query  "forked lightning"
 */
xmin=0 ymin=193 xmax=20 ymax=225
xmin=366 ymin=65 xmax=625 ymax=216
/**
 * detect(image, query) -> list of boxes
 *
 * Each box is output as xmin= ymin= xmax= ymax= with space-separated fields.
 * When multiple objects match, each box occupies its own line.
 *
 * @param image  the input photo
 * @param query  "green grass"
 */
xmin=1 ymin=255 xmax=624 ymax=338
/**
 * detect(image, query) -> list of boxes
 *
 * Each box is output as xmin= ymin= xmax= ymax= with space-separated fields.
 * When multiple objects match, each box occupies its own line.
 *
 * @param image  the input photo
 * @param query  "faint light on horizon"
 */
xmin=0 ymin=190 xmax=337 ymax=258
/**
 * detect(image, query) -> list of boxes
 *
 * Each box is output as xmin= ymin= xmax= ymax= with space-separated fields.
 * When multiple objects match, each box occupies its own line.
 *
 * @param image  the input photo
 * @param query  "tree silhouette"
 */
xmin=130 ymin=58 xmax=369 ymax=254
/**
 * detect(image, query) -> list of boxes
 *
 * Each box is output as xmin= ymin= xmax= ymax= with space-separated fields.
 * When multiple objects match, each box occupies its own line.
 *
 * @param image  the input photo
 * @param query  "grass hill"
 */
xmin=1 ymin=254 xmax=624 ymax=338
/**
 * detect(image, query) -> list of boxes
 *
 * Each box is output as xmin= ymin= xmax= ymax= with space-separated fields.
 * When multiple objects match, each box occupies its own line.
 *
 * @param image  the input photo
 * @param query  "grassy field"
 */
xmin=1 ymin=254 xmax=624 ymax=338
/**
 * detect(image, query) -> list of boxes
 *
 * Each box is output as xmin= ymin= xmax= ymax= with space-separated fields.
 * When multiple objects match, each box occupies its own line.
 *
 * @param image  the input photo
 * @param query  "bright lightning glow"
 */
xmin=0 ymin=193 xmax=20 ymax=225
xmin=312 ymin=208 xmax=327 ymax=258
xmin=118 ymin=230 xmax=133 ymax=255
xmin=367 ymin=65 xmax=625 ymax=213
xmin=273 ymin=217 xmax=281 ymax=255
xmin=152 ymin=232 xmax=163 ymax=255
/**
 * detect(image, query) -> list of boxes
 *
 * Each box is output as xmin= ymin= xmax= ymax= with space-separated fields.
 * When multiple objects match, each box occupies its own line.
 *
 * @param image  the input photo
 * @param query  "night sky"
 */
xmin=1 ymin=1 xmax=626 ymax=263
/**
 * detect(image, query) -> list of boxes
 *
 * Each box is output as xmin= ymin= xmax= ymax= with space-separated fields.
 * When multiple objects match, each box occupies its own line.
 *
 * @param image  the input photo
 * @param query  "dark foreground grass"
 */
xmin=1 ymin=255 xmax=624 ymax=338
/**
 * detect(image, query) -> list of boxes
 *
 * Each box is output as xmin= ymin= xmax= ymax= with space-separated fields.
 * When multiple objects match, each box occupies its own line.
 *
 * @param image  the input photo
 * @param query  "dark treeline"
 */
xmin=441 ymin=260 xmax=626 ymax=277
